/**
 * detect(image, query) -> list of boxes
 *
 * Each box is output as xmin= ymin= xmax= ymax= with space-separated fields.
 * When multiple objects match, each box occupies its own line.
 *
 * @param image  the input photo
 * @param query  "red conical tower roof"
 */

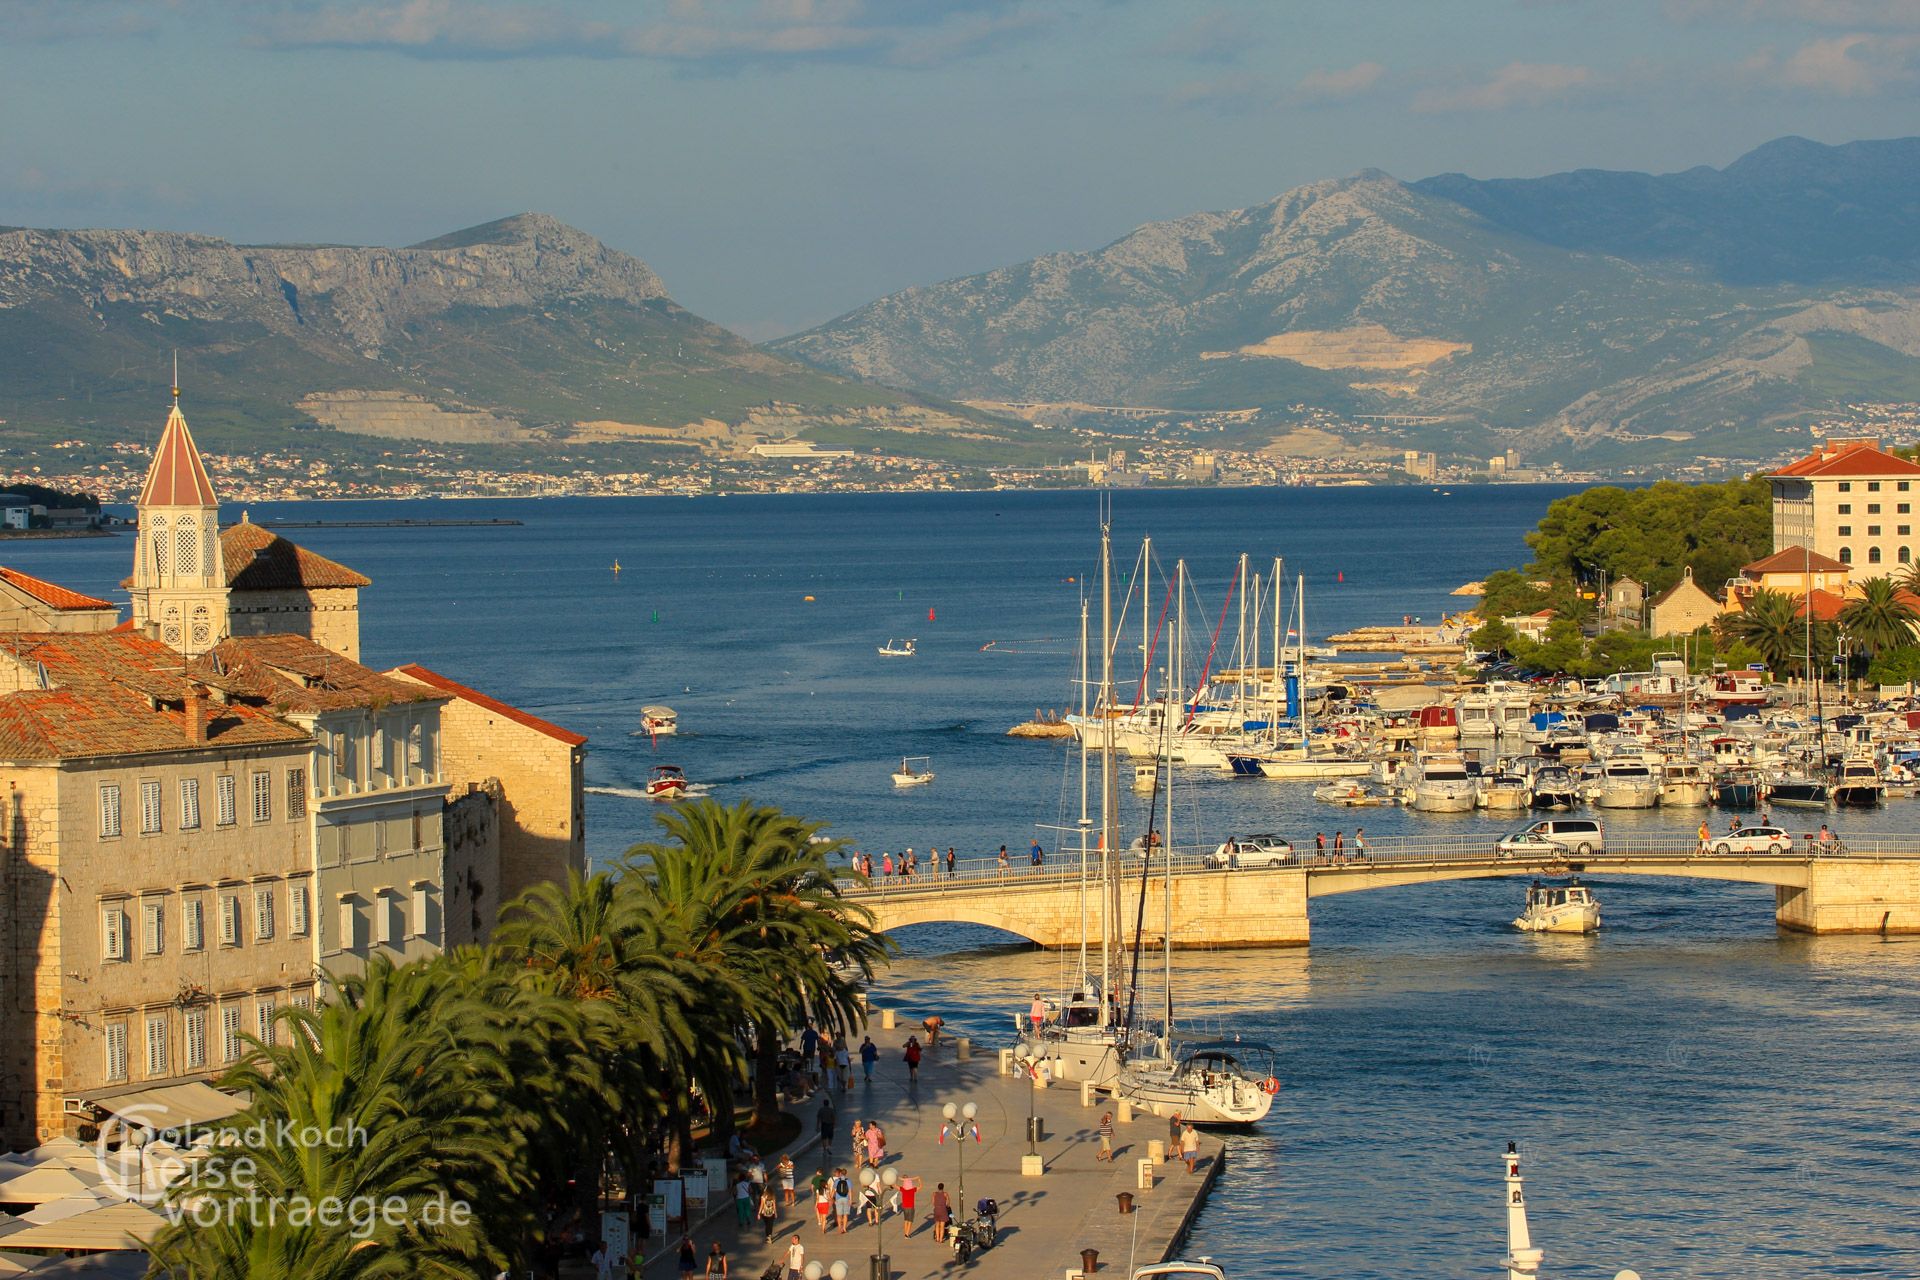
xmin=138 ymin=400 xmax=218 ymax=508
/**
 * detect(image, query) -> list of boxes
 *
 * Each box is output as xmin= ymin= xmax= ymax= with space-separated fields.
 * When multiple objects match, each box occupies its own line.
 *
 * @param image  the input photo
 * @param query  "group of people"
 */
xmin=851 ymin=840 xmax=1053 ymax=881
xmin=1311 ymin=829 xmax=1368 ymax=863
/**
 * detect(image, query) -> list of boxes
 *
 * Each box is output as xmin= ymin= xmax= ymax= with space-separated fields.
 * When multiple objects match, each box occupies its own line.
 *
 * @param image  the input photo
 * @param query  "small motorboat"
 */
xmin=892 ymin=755 xmax=934 ymax=787
xmin=1830 ymin=756 xmax=1884 ymax=808
xmin=640 ymin=704 xmax=679 ymax=736
xmin=878 ymin=637 xmax=917 ymax=658
xmin=1765 ymin=770 xmax=1830 ymax=808
xmin=1312 ymin=778 xmax=1393 ymax=806
xmin=644 ymin=764 xmax=688 ymax=801
xmin=1476 ymin=773 xmax=1532 ymax=811
xmin=1513 ymin=878 xmax=1600 ymax=934
xmin=1133 ymin=1261 xmax=1227 ymax=1280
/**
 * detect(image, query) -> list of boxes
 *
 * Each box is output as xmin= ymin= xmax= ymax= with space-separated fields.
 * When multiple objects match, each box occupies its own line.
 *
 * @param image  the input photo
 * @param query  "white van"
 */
xmin=1496 ymin=818 xmax=1604 ymax=857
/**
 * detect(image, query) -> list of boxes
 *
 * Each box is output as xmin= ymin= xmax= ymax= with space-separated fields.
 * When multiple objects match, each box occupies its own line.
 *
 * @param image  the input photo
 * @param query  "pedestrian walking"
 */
xmin=1167 ymin=1111 xmax=1182 ymax=1151
xmin=734 ymin=1176 xmax=753 ymax=1227
xmin=866 ymin=1121 xmax=886 ymax=1169
xmin=1698 ymin=818 xmax=1711 ymax=854
xmin=758 ymin=1188 xmax=779 ymax=1243
xmin=860 ymin=1177 xmax=881 ymax=1226
xmin=817 ymin=1098 xmax=836 ymax=1153
xmin=1314 ymin=832 xmax=1326 ymax=856
xmin=998 ymin=845 xmax=1010 ymax=875
xmin=1029 ymin=993 xmax=1046 ymax=1032
xmin=882 ymin=852 xmax=894 ymax=878
xmin=850 ymin=1119 xmax=867 ymax=1166
xmin=900 ymin=1175 xmax=919 ymax=1237
xmin=812 ymin=1170 xmax=832 ymax=1232
xmin=946 ymin=846 xmax=956 ymax=875
xmin=932 ymin=1182 xmax=952 ymax=1243
xmin=778 ymin=1153 xmax=796 ymax=1206
xmin=705 ymin=1242 xmax=728 ymax=1278
xmin=860 ymin=1035 xmax=878 ymax=1083
xmin=833 ymin=1168 xmax=852 ymax=1233
xmin=1097 ymin=1111 xmax=1114 ymax=1161
xmin=1354 ymin=827 xmax=1367 ymax=858
xmin=678 ymin=1235 xmax=698 ymax=1279
xmin=834 ymin=1037 xmax=851 ymax=1090
xmin=592 ymin=1241 xmax=612 ymax=1280
xmin=785 ymin=1236 xmax=806 ymax=1280
xmin=1030 ymin=838 xmax=1044 ymax=867
xmin=1181 ymin=1123 xmax=1201 ymax=1174
xmin=903 ymin=1036 xmax=922 ymax=1083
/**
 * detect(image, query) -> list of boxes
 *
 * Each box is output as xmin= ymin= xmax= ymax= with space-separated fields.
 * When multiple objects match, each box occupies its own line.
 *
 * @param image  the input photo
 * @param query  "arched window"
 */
xmin=163 ymin=605 xmax=182 ymax=649
xmin=149 ymin=516 xmax=169 ymax=575
xmin=175 ymin=516 xmax=198 ymax=575
xmin=1869 ymin=545 xmax=1882 ymax=565
xmin=1839 ymin=546 xmax=1852 ymax=565
xmin=192 ymin=605 xmax=210 ymax=649
xmin=1901 ymin=547 xmax=1912 ymax=565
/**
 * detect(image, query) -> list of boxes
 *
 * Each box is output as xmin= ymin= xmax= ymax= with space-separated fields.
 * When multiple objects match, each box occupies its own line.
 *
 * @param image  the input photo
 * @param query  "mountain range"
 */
xmin=0 ymin=213 xmax=1027 ymax=470
xmin=773 ymin=136 xmax=1920 ymax=465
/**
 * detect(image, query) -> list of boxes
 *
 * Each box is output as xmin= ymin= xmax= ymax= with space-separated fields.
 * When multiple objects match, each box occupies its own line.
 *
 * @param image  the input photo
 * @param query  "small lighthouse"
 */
xmin=1503 ymin=1140 xmax=1545 ymax=1279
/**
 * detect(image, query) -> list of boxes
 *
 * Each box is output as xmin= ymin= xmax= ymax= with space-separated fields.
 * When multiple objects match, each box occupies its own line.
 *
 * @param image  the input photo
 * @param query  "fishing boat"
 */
xmin=1711 ymin=765 xmax=1761 ymax=808
xmin=1512 ymin=878 xmax=1601 ymax=934
xmin=1831 ymin=756 xmax=1884 ymax=808
xmin=891 ymin=755 xmax=934 ymax=786
xmin=644 ymin=763 xmax=688 ymax=801
xmin=640 ymin=704 xmax=678 ymax=736
xmin=1658 ymin=759 xmax=1710 ymax=807
xmin=878 ymin=637 xmax=917 ymax=658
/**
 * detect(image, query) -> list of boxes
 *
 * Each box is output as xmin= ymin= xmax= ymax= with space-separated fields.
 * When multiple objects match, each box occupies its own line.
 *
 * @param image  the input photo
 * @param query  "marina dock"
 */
xmin=633 ymin=1017 xmax=1222 ymax=1280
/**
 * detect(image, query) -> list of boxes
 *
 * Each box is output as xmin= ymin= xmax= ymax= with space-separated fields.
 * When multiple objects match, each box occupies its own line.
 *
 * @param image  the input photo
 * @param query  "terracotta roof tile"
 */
xmin=1743 ymin=547 xmax=1850 ymax=576
xmin=198 ymin=635 xmax=444 ymax=716
xmin=0 ymin=565 xmax=115 ymax=612
xmin=0 ymin=631 xmax=310 ymax=762
xmin=1771 ymin=440 xmax=1920 ymax=480
xmin=389 ymin=663 xmax=587 ymax=746
xmin=137 ymin=404 xmax=219 ymax=508
xmin=221 ymin=521 xmax=371 ymax=590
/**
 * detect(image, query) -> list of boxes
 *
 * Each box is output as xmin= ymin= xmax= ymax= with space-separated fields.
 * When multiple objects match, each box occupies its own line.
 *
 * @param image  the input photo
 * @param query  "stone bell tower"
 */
xmin=128 ymin=383 xmax=228 ymax=655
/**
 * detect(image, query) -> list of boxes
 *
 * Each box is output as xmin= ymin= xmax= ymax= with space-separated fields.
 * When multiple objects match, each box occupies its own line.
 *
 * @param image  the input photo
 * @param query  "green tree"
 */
xmin=1837 ymin=575 xmax=1920 ymax=661
xmin=1470 ymin=616 xmax=1519 ymax=657
xmin=1865 ymin=645 xmax=1920 ymax=687
xmin=1718 ymin=589 xmax=1831 ymax=677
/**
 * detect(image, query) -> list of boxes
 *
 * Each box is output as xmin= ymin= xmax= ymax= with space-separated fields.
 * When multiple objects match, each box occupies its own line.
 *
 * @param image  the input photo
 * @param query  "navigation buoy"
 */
xmin=1337 ymin=570 xmax=1345 ymax=583
xmin=928 ymin=607 xmax=936 ymax=622
xmin=804 ymin=595 xmax=816 ymax=602
xmin=650 ymin=610 xmax=659 ymax=623
xmin=611 ymin=559 xmax=622 ymax=575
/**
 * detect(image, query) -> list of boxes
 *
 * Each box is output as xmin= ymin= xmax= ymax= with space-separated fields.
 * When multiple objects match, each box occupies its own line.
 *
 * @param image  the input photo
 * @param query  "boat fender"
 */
xmin=1260 ymin=1077 xmax=1280 ymax=1095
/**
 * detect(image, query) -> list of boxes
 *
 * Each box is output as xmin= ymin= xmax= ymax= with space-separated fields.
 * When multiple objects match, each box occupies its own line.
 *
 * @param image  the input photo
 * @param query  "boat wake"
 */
xmin=587 ymin=783 xmax=717 ymax=801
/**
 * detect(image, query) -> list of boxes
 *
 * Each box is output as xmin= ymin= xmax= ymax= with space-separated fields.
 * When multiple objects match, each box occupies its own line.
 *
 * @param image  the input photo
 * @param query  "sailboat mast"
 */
xmin=1250 ymin=570 xmax=1262 ymax=717
xmin=1078 ymin=595 xmax=1091 ymax=986
xmin=1236 ymin=552 xmax=1248 ymax=712
xmin=1298 ymin=574 xmax=1310 ymax=750
xmin=1166 ymin=560 xmax=1183 ymax=1035
xmin=1271 ymin=557 xmax=1284 ymax=734
xmin=1100 ymin=520 xmax=1118 ymax=1025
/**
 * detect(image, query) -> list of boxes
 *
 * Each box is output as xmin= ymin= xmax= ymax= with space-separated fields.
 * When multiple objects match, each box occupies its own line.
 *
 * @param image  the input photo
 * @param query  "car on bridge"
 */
xmin=1206 ymin=835 xmax=1296 ymax=869
xmin=1711 ymin=825 xmax=1793 ymax=856
xmin=1496 ymin=818 xmax=1605 ymax=858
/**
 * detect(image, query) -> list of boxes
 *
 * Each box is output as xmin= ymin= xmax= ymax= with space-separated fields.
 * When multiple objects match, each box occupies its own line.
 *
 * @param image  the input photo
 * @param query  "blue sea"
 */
xmin=12 ymin=484 xmax=1920 ymax=1278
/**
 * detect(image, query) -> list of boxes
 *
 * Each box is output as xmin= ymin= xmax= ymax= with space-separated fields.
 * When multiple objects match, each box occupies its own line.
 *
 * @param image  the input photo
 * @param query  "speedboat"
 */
xmin=1312 ymin=778 xmax=1393 ymax=806
xmin=878 ymin=637 xmax=917 ymax=658
xmin=644 ymin=764 xmax=688 ymax=801
xmin=640 ymin=704 xmax=678 ymax=736
xmin=1528 ymin=764 xmax=1580 ymax=810
xmin=1513 ymin=878 xmax=1600 ymax=934
xmin=1117 ymin=1040 xmax=1277 ymax=1126
xmin=1134 ymin=1262 xmax=1227 ymax=1280
xmin=891 ymin=755 xmax=934 ymax=787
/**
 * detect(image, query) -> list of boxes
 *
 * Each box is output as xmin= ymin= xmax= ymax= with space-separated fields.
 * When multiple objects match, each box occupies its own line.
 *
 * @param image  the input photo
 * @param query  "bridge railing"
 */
xmin=836 ymin=827 xmax=1920 ymax=898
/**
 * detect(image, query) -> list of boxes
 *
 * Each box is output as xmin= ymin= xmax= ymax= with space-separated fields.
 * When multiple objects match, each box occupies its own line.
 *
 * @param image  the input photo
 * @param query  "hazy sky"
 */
xmin=5 ymin=0 xmax=1920 ymax=338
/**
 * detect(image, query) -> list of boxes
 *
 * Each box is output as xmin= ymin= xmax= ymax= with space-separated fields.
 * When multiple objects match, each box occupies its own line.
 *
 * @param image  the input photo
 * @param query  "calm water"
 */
xmin=13 ymin=485 xmax=1920 ymax=1278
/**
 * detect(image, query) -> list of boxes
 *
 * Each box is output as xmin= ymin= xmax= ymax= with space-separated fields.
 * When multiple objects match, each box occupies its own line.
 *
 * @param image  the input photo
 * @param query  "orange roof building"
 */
xmin=127 ymin=393 xmax=228 ymax=656
xmin=1769 ymin=436 xmax=1920 ymax=574
xmin=0 ymin=565 xmax=118 ymax=634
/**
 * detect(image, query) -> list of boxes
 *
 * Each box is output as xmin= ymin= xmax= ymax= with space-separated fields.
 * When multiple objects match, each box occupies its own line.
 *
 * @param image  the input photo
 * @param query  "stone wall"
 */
xmin=443 ymin=781 xmax=502 ymax=947
xmin=227 ymin=586 xmax=361 ymax=661
xmin=1776 ymin=859 xmax=1920 ymax=934
xmin=0 ymin=770 xmax=58 ymax=1151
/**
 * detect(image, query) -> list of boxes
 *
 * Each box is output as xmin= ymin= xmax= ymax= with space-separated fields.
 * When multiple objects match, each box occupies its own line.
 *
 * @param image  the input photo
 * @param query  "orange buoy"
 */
xmin=928 ymin=607 xmax=936 ymax=621
xmin=803 ymin=595 xmax=816 ymax=602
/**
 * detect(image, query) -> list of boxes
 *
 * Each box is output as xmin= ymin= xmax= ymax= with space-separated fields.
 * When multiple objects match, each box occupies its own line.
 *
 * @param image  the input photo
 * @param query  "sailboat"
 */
xmin=1111 ymin=557 xmax=1276 ymax=1127
xmin=1225 ymin=570 xmax=1368 ymax=780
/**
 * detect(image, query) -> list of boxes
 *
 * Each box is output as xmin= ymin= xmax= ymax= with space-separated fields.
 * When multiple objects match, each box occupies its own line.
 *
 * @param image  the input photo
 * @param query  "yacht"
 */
xmin=1476 ymin=772 xmax=1531 ymax=811
xmin=1711 ymin=765 xmax=1761 ymax=808
xmin=1408 ymin=752 xmax=1477 ymax=812
xmin=1831 ymin=756 xmax=1884 ymax=808
xmin=1658 ymin=759 xmax=1710 ymax=807
xmin=1512 ymin=879 xmax=1600 ymax=934
xmin=1116 ymin=1039 xmax=1277 ymax=1126
xmin=1527 ymin=764 xmax=1581 ymax=810
xmin=1592 ymin=756 xmax=1660 ymax=809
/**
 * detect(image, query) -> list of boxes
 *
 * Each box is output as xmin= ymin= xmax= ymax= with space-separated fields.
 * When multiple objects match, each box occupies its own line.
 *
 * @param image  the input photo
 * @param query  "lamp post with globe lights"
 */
xmin=858 ymin=1165 xmax=897 ymax=1280
xmin=941 ymin=1100 xmax=977 ymax=1205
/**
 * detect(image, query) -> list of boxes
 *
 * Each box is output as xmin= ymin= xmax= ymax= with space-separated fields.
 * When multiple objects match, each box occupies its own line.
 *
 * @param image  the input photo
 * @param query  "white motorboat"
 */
xmin=1512 ymin=878 xmax=1600 ymax=934
xmin=1593 ymin=755 xmax=1660 ymax=809
xmin=1476 ymin=772 xmax=1531 ymax=811
xmin=1134 ymin=1261 xmax=1226 ymax=1280
xmin=1116 ymin=1039 xmax=1277 ymax=1126
xmin=1658 ymin=759 xmax=1710 ymax=807
xmin=1409 ymin=752 xmax=1477 ymax=812
xmin=640 ymin=704 xmax=678 ymax=736
xmin=891 ymin=755 xmax=934 ymax=787
xmin=644 ymin=763 xmax=689 ymax=801
xmin=1312 ymin=778 xmax=1394 ymax=806
xmin=878 ymin=637 xmax=917 ymax=657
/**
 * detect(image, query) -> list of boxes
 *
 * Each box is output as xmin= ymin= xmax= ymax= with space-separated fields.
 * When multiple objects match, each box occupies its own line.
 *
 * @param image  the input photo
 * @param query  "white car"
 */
xmin=1711 ymin=825 xmax=1792 ymax=856
xmin=1206 ymin=835 xmax=1296 ymax=869
xmin=1495 ymin=831 xmax=1564 ymax=859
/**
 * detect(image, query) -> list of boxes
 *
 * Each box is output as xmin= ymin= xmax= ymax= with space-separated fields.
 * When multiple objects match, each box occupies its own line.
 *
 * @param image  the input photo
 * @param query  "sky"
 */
xmin=5 ymin=0 xmax=1920 ymax=339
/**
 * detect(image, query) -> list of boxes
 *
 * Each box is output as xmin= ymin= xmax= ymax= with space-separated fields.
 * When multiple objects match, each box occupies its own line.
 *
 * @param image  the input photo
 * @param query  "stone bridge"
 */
xmin=839 ymin=832 xmax=1920 ymax=948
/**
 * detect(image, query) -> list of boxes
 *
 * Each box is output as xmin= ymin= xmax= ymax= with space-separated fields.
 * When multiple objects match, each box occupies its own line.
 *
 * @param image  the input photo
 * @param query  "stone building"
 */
xmin=126 ymin=395 xmax=228 ymax=657
xmin=1645 ymin=567 xmax=1722 ymax=637
xmin=0 ymin=567 xmax=118 ymax=634
xmin=0 ymin=631 xmax=317 ymax=1150
xmin=389 ymin=665 xmax=586 ymax=921
xmin=220 ymin=518 xmax=368 ymax=661
xmin=1770 ymin=436 xmax=1920 ymax=572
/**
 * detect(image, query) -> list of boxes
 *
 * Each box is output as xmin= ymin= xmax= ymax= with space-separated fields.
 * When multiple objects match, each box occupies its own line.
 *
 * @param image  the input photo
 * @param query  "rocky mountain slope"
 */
xmin=0 ymin=213 xmax=1017 ymax=463
xmin=772 ymin=138 xmax=1920 ymax=463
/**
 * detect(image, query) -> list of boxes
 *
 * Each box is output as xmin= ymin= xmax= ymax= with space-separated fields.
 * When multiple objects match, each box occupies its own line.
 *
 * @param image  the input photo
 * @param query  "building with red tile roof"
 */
xmin=1769 ymin=436 xmax=1920 ymax=574
xmin=219 ymin=518 xmax=369 ymax=660
xmin=127 ymin=395 xmax=228 ymax=657
xmin=0 ymin=565 xmax=119 ymax=634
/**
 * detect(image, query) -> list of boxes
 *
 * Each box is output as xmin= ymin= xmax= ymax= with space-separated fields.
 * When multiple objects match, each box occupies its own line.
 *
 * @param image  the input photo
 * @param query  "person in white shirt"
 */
xmin=785 ymin=1235 xmax=807 ymax=1280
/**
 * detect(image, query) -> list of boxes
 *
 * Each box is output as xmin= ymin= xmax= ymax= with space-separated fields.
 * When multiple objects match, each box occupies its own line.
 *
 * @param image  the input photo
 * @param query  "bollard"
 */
xmin=1080 ymin=1080 xmax=1096 ymax=1108
xmin=1117 ymin=1100 xmax=1134 ymax=1124
xmin=1146 ymin=1139 xmax=1165 ymax=1164
xmin=998 ymin=1048 xmax=1015 ymax=1077
xmin=1022 ymin=1152 xmax=1044 ymax=1177
xmin=955 ymin=1036 xmax=972 ymax=1062
xmin=1082 ymin=1248 xmax=1101 ymax=1273
xmin=1136 ymin=1158 xmax=1155 ymax=1191
xmin=881 ymin=1008 xmax=897 ymax=1030
xmin=1115 ymin=1192 xmax=1133 ymax=1215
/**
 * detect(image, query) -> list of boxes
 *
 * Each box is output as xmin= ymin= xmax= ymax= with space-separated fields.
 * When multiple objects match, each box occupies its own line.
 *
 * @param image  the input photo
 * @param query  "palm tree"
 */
xmin=627 ymin=799 xmax=890 ymax=1133
xmin=1719 ymin=588 xmax=1830 ymax=677
xmin=148 ymin=957 xmax=523 ymax=1279
xmin=1900 ymin=560 xmax=1920 ymax=597
xmin=1838 ymin=575 xmax=1920 ymax=663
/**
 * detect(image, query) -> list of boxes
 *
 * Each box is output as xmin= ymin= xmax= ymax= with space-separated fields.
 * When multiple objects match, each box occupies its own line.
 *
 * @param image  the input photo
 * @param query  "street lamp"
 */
xmin=941 ymin=1100 xmax=977 ymax=1205
xmin=804 ymin=1259 xmax=851 ymax=1280
xmin=858 ymin=1165 xmax=897 ymax=1280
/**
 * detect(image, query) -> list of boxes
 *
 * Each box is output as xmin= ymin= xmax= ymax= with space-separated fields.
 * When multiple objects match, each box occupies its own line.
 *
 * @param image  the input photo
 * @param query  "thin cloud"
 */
xmin=1666 ymin=1 xmax=1920 ymax=29
xmin=243 ymin=0 xmax=1046 ymax=67
xmin=1294 ymin=61 xmax=1385 ymax=102
xmin=1413 ymin=61 xmax=1599 ymax=112
xmin=1166 ymin=72 xmax=1270 ymax=113
xmin=1772 ymin=30 xmax=1920 ymax=92
xmin=1151 ymin=8 xmax=1252 ymax=63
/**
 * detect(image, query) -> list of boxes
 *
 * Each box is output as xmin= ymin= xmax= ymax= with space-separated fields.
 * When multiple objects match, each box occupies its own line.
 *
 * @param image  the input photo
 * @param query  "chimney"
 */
xmin=184 ymin=684 xmax=207 ymax=747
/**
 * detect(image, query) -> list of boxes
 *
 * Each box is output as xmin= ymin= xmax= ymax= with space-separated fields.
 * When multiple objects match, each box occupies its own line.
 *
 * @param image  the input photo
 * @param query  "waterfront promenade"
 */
xmin=636 ymin=1016 xmax=1222 ymax=1280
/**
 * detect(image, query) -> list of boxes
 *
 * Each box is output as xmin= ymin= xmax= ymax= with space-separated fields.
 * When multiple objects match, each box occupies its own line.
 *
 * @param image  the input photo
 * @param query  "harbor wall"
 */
xmin=1775 ymin=859 xmax=1920 ymax=935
